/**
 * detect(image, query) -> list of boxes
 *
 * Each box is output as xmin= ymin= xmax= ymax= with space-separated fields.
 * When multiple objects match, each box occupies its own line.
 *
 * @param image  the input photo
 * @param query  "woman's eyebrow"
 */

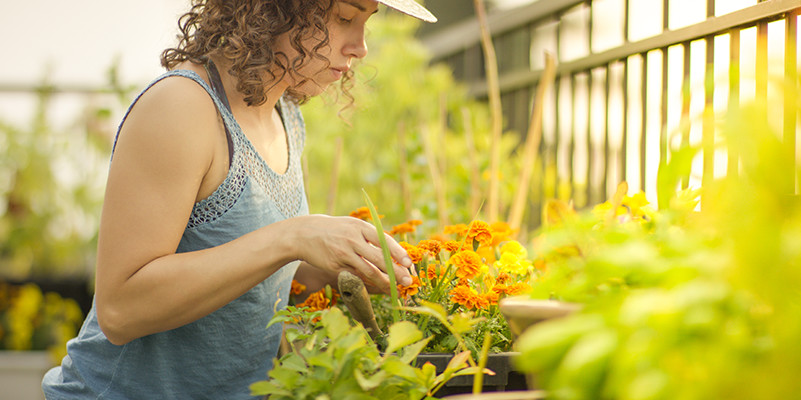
xmin=340 ymin=0 xmax=379 ymax=14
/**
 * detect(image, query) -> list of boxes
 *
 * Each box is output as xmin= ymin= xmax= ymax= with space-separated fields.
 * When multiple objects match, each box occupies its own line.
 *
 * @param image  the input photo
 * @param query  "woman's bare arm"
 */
xmin=94 ymin=77 xmax=411 ymax=345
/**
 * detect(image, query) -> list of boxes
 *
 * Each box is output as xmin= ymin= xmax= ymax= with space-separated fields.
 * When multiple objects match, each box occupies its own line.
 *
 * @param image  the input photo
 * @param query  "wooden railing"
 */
xmin=421 ymin=0 xmax=801 ymax=218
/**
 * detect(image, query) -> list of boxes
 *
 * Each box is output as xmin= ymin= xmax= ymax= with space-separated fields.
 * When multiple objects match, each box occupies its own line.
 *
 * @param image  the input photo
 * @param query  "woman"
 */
xmin=42 ymin=0 xmax=436 ymax=398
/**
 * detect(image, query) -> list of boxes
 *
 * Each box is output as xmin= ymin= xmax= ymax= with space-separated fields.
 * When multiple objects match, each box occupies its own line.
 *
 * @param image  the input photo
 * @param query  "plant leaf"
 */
xmin=385 ymin=320 xmax=423 ymax=355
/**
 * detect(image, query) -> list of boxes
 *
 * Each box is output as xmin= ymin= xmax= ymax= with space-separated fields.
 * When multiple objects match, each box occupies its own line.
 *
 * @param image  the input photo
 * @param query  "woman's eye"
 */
xmin=339 ymin=17 xmax=352 ymax=24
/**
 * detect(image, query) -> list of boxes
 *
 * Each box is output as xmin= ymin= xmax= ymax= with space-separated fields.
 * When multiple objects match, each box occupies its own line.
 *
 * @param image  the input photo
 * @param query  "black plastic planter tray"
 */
xmin=415 ymin=352 xmax=528 ymax=396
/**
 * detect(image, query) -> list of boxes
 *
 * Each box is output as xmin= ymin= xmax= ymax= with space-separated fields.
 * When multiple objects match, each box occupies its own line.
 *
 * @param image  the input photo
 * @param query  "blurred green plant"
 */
xmin=0 ymin=66 xmax=129 ymax=278
xmin=513 ymin=99 xmax=801 ymax=399
xmin=301 ymin=13 xmax=524 ymax=230
xmin=0 ymin=282 xmax=84 ymax=363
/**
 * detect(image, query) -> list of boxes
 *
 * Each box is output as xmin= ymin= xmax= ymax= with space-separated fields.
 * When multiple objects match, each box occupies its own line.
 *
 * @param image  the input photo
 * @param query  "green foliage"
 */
xmin=301 ymin=14 xmax=522 ymax=226
xmin=0 ymin=64 xmax=131 ymax=278
xmin=0 ymin=88 xmax=113 ymax=278
xmin=250 ymin=306 xmax=486 ymax=399
xmin=513 ymin=100 xmax=801 ymax=399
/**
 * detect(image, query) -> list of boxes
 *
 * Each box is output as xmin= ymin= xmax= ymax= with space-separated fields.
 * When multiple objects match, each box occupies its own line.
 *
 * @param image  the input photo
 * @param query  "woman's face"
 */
xmin=275 ymin=0 xmax=377 ymax=97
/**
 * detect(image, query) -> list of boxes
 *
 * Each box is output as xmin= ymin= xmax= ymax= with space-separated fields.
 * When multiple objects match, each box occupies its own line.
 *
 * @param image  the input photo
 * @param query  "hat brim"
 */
xmin=376 ymin=0 xmax=437 ymax=23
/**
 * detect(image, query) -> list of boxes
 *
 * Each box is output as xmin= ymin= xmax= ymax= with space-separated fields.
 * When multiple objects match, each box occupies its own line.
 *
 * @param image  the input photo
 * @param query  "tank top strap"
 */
xmin=111 ymin=69 xmax=237 ymax=161
xmin=203 ymin=60 xmax=235 ymax=165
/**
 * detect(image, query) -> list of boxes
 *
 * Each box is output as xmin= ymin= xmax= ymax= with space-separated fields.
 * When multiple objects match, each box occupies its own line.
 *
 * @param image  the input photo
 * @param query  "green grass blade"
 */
xmin=362 ymin=189 xmax=401 ymax=324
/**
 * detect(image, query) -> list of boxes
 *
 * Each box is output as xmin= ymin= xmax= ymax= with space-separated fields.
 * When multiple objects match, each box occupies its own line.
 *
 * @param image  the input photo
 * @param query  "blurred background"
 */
xmin=0 ymin=0 xmax=799 ymax=397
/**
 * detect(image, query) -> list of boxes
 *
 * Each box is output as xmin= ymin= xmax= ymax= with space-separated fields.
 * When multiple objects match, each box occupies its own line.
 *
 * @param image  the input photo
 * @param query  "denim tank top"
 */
xmin=42 ymin=69 xmax=309 ymax=399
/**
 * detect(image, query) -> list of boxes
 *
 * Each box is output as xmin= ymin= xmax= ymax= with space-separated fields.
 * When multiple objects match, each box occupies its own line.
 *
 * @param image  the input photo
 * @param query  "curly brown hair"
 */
xmin=161 ymin=0 xmax=355 ymax=106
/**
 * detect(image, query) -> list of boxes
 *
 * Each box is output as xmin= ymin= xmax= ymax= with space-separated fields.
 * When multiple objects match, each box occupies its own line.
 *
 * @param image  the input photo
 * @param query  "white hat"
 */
xmin=376 ymin=0 xmax=437 ymax=23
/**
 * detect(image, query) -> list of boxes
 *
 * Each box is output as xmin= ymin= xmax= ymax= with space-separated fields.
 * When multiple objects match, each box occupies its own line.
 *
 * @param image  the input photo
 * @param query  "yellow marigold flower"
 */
xmin=449 ymin=250 xmax=483 ymax=280
xmin=495 ymin=252 xmax=531 ymax=275
xmin=398 ymin=276 xmax=421 ymax=299
xmin=490 ymin=222 xmax=515 ymax=246
xmin=417 ymin=239 xmax=442 ymax=256
xmin=290 ymin=280 xmax=307 ymax=295
xmin=482 ymin=273 xmax=496 ymax=288
xmin=500 ymin=240 xmax=528 ymax=259
xmin=592 ymin=201 xmax=627 ymax=220
xmin=444 ymin=224 xmax=469 ymax=236
xmin=624 ymin=191 xmax=648 ymax=207
xmin=542 ymin=199 xmax=577 ymax=228
xmin=466 ymin=220 xmax=493 ymax=248
xmin=400 ymin=242 xmax=425 ymax=264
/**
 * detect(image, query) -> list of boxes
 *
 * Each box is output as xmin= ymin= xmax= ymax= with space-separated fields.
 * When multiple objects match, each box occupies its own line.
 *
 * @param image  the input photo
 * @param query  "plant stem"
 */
xmin=362 ymin=189 xmax=401 ymax=324
xmin=474 ymin=0 xmax=503 ymax=223
xmin=473 ymin=333 xmax=492 ymax=394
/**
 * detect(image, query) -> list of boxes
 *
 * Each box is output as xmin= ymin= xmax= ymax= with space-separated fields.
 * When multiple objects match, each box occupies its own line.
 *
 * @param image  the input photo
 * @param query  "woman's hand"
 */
xmin=289 ymin=214 xmax=413 ymax=294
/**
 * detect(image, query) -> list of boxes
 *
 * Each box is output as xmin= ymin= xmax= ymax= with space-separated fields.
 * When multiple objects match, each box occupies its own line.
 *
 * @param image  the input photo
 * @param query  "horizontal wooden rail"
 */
xmin=433 ymin=0 xmax=801 ymax=97
xmin=421 ymin=0 xmax=584 ymax=58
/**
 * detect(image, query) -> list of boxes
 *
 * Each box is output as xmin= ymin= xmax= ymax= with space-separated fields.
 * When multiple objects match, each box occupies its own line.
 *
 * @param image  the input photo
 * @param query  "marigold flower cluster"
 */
xmin=392 ymin=219 xmax=534 ymax=313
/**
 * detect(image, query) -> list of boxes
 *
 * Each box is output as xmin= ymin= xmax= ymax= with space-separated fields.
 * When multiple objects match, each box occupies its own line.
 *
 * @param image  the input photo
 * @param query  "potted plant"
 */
xmin=0 ymin=282 xmax=84 ymax=399
xmin=250 ymin=304 xmax=493 ymax=399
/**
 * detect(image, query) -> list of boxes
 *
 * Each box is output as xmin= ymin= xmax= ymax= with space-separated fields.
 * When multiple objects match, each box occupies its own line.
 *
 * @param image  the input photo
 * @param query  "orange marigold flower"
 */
xmin=482 ymin=290 xmax=500 ymax=306
xmin=506 ymin=282 xmax=532 ymax=296
xmin=426 ymin=263 xmax=440 ymax=280
xmin=398 ymin=276 xmax=421 ymax=299
xmin=390 ymin=220 xmax=422 ymax=235
xmin=400 ymin=242 xmax=425 ymax=264
xmin=475 ymin=294 xmax=490 ymax=309
xmin=417 ymin=239 xmax=442 ymax=257
xmin=490 ymin=222 xmax=516 ymax=246
xmin=496 ymin=272 xmax=512 ymax=285
xmin=391 ymin=223 xmax=415 ymax=235
xmin=428 ymin=233 xmax=449 ymax=243
xmin=443 ymin=240 xmax=462 ymax=253
xmin=290 ymin=280 xmax=306 ymax=295
xmin=298 ymin=290 xmax=330 ymax=311
xmin=349 ymin=207 xmax=372 ymax=221
xmin=444 ymin=224 xmax=469 ymax=236
xmin=449 ymin=285 xmax=482 ymax=310
xmin=449 ymin=250 xmax=483 ymax=280
xmin=477 ymin=246 xmax=496 ymax=264
xmin=492 ymin=283 xmax=509 ymax=295
xmin=466 ymin=220 xmax=493 ymax=248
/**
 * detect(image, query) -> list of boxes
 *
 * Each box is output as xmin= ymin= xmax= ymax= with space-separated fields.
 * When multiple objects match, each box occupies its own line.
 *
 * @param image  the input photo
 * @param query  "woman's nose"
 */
xmin=344 ymin=28 xmax=368 ymax=59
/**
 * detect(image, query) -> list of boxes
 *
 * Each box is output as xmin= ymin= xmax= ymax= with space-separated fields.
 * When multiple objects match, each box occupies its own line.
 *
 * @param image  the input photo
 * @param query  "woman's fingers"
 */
xmin=351 ymin=257 xmax=389 ymax=293
xmin=356 ymin=230 xmax=412 ymax=286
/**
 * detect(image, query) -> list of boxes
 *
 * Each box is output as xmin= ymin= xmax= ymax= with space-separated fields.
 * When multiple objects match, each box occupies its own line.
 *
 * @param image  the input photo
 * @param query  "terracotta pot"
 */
xmin=443 ymin=390 xmax=547 ymax=400
xmin=498 ymin=296 xmax=581 ymax=338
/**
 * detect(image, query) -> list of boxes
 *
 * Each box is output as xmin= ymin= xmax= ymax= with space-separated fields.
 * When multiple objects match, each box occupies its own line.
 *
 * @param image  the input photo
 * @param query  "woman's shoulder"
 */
xmin=125 ymin=68 xmax=218 ymax=132
xmin=114 ymin=66 xmax=224 ymax=165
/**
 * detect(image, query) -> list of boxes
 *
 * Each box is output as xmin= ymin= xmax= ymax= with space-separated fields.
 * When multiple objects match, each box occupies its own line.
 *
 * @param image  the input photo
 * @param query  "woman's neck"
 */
xmin=209 ymin=55 xmax=288 ymax=121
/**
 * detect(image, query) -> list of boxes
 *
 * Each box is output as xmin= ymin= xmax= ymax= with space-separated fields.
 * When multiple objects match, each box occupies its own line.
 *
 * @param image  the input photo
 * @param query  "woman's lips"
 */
xmin=331 ymin=66 xmax=348 ymax=80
